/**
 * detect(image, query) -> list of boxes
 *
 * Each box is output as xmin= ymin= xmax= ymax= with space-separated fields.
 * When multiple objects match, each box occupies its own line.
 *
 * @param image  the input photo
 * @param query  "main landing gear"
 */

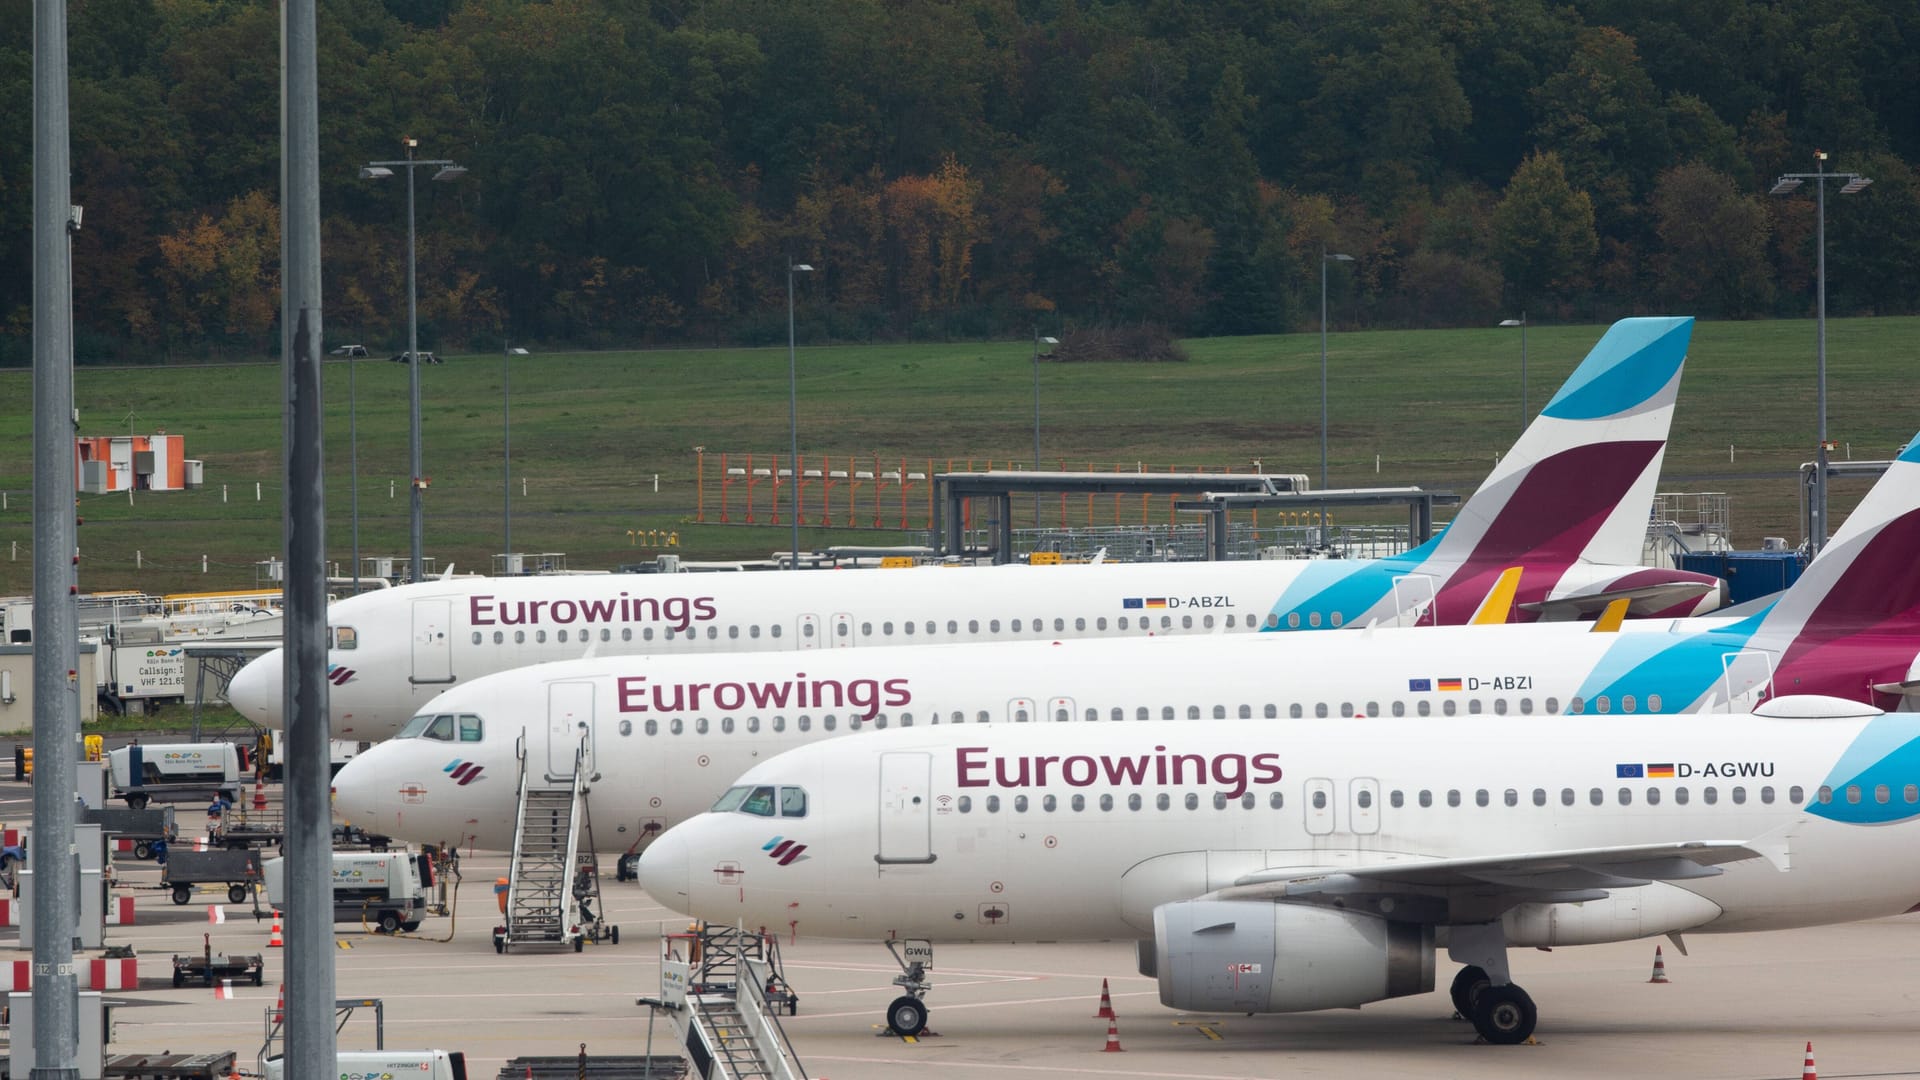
xmin=881 ymin=939 xmax=933 ymax=1036
xmin=1448 ymin=964 xmax=1537 ymax=1045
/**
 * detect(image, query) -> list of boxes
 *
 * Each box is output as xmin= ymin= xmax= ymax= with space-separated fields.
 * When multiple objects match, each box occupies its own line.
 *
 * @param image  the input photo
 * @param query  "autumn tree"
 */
xmin=1491 ymin=152 xmax=1597 ymax=307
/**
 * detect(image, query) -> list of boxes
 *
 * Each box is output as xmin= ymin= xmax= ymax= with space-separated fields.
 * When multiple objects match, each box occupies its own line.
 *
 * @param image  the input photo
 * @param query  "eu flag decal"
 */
xmin=1616 ymin=763 xmax=1645 ymax=779
xmin=1122 ymin=598 xmax=1144 ymax=610
xmin=1408 ymin=678 xmax=1432 ymax=692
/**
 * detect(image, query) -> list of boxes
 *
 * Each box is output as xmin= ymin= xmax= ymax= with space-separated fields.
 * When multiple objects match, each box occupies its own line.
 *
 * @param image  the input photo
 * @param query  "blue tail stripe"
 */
xmin=1541 ymin=317 xmax=1692 ymax=421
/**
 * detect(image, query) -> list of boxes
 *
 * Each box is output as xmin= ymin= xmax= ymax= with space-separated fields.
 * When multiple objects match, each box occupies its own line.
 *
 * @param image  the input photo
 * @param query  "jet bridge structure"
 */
xmin=936 ymin=471 xmax=1294 ymax=563
xmin=653 ymin=925 xmax=806 ymax=1080
xmin=1174 ymin=487 xmax=1460 ymax=562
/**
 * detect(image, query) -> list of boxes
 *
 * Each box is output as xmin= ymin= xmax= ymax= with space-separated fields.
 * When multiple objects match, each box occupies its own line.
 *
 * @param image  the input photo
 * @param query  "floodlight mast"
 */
xmin=1769 ymin=150 xmax=1871 ymax=556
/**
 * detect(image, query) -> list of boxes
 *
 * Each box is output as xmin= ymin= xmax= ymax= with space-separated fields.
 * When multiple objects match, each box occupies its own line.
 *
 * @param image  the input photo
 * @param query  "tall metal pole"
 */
xmin=1032 ymin=328 xmax=1042 ymax=527
xmin=787 ymin=258 xmax=800 ymax=570
xmin=1814 ymin=154 xmax=1829 ymax=555
xmin=1318 ymin=251 xmax=1329 ymax=544
xmin=405 ymin=146 xmax=423 ymax=584
xmin=1519 ymin=312 xmax=1528 ymax=429
xmin=31 ymin=0 xmax=81 ymax=1072
xmin=503 ymin=338 xmax=512 ymax=560
xmin=281 ymin=1 xmax=337 ymax=1076
xmin=349 ymin=349 xmax=359 ymax=592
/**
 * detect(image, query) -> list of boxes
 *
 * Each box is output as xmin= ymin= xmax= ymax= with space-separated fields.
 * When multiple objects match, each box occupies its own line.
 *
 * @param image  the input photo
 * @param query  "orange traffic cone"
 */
xmin=273 ymin=983 xmax=285 ymax=1025
xmin=1647 ymin=945 xmax=1669 ymax=983
xmin=252 ymin=781 xmax=267 ymax=811
xmin=267 ymin=911 xmax=284 ymax=948
xmin=1092 ymin=977 xmax=1116 ymax=1019
xmin=1101 ymin=1017 xmax=1124 ymax=1053
xmin=1802 ymin=1040 xmax=1817 ymax=1080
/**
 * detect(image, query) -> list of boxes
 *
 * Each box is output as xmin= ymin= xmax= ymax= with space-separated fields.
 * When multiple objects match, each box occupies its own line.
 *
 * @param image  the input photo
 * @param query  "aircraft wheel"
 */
xmin=610 ymin=925 xmax=620 ymax=945
xmin=493 ymin=934 xmax=505 ymax=955
xmin=885 ymin=995 xmax=927 ymax=1037
xmin=1470 ymin=983 xmax=1536 ymax=1045
xmin=1448 ymin=965 xmax=1489 ymax=1019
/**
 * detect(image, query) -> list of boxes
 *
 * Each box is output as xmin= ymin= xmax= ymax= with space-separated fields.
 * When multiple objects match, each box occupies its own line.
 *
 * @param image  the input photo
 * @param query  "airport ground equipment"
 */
xmin=207 ymin=805 xmax=282 ymax=850
xmin=107 ymin=742 xmax=244 ymax=809
xmin=18 ymin=824 xmax=110 ymax=948
xmin=171 ymin=933 xmax=263 ymax=988
xmin=498 ymin=1056 xmax=686 ymax=1080
xmin=656 ymin=925 xmax=805 ymax=1080
xmin=5 ymin=990 xmax=113 ymax=1079
xmin=158 ymin=848 xmax=261 ymax=905
xmin=83 ymin=805 xmax=178 ymax=859
xmin=330 ymin=823 xmax=393 ymax=851
xmin=495 ymin=732 xmax=614 ymax=953
xmin=261 ymin=850 xmax=432 ymax=933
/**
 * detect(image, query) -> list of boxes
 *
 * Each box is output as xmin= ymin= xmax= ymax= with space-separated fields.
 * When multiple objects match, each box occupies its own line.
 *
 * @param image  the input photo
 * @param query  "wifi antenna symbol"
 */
xmin=936 ymin=795 xmax=953 ymax=808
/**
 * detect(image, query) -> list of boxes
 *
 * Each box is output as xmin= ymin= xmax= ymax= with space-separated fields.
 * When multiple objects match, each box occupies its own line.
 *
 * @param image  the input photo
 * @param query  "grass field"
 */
xmin=1 ymin=315 xmax=1914 ymax=597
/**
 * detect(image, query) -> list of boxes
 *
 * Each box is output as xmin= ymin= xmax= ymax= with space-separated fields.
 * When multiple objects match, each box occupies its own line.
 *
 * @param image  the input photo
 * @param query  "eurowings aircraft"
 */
xmin=328 ymin=432 xmax=1920 ymax=868
xmin=233 ymin=317 xmax=1721 ymax=739
xmin=636 ymin=698 xmax=1920 ymax=1045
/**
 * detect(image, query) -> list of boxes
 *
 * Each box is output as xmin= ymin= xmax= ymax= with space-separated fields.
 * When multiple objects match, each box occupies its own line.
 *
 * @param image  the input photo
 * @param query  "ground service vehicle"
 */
xmin=107 ymin=742 xmax=243 ymax=809
xmin=262 ymin=850 xmax=432 ymax=933
xmin=262 ymin=1050 xmax=466 ymax=1080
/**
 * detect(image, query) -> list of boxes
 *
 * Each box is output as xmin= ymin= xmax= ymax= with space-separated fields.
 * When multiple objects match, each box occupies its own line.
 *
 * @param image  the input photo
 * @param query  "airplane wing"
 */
xmin=1211 ymin=840 xmax=1778 ymax=923
xmin=1519 ymin=581 xmax=1720 ymax=620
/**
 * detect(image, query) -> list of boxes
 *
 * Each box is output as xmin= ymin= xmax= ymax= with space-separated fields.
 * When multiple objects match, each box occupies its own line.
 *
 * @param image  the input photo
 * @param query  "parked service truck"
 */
xmin=107 ymin=742 xmax=244 ymax=809
xmin=264 ymin=1050 xmax=467 ymax=1080
xmin=262 ymin=850 xmax=433 ymax=933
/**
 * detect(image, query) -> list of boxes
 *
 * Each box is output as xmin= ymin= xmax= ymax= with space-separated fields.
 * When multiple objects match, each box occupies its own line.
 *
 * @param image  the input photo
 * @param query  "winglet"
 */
xmin=1590 ymin=597 xmax=1629 ymax=633
xmin=1469 ymin=567 xmax=1523 ymax=625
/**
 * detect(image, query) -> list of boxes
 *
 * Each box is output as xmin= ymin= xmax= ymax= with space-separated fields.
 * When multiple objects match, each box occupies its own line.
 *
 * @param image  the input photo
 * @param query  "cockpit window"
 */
xmin=397 ymin=713 xmax=435 ymax=739
xmin=710 ymin=786 xmax=751 ymax=813
xmin=426 ymin=714 xmax=456 ymax=741
xmin=741 ymin=786 xmax=777 ymax=816
xmin=779 ymin=787 xmax=807 ymax=817
xmin=459 ymin=715 xmax=484 ymax=742
xmin=332 ymin=625 xmax=357 ymax=651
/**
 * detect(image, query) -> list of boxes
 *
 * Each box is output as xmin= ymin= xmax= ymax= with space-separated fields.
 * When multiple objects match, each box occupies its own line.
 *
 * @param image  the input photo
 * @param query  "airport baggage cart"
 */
xmin=102 ymin=1050 xmax=240 ymax=1080
xmin=81 ymin=805 xmax=179 ymax=860
xmin=208 ymin=806 xmax=283 ymax=850
xmin=171 ymin=933 xmax=262 ymax=988
xmin=159 ymin=848 xmax=262 ymax=905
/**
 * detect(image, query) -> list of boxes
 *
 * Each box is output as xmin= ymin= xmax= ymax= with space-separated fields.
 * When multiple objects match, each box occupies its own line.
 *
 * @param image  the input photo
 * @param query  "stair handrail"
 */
xmin=738 ymin=954 xmax=808 ymax=1080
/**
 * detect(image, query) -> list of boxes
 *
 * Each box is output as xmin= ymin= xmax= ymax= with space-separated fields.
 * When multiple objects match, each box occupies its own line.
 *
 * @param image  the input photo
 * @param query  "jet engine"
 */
xmin=1146 ymin=900 xmax=1432 ymax=1013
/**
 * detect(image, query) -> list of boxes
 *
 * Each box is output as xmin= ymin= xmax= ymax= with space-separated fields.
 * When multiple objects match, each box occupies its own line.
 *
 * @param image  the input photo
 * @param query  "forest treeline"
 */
xmin=2 ymin=0 xmax=1918 ymax=363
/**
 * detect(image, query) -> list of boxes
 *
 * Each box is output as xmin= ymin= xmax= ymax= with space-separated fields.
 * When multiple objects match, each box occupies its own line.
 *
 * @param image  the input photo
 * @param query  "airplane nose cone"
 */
xmin=330 ymin=754 xmax=375 ymax=823
xmin=228 ymin=649 xmax=284 ymax=727
xmin=638 ymin=823 xmax=694 ymax=914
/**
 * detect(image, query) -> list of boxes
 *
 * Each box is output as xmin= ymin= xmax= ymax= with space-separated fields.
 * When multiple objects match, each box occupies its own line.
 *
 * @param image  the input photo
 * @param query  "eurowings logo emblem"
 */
xmin=327 ymin=664 xmax=356 ymax=686
xmin=443 ymin=760 xmax=485 ymax=786
xmin=763 ymin=836 xmax=808 ymax=866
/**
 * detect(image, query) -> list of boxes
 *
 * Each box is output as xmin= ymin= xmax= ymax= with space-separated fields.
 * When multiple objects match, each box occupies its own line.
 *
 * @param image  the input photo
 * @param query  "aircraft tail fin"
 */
xmin=1431 ymin=316 xmax=1692 ymax=570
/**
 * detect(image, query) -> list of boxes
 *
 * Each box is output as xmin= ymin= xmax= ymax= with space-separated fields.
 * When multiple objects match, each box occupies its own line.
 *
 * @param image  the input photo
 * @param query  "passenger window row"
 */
xmin=947 ymin=783 xmax=1859 ymax=814
xmin=464 ymin=610 xmax=1274 ymax=651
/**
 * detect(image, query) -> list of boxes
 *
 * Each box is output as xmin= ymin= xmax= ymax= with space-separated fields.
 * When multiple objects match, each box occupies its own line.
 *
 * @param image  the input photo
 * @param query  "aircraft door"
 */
xmin=877 ymin=752 xmax=935 ymax=864
xmin=1045 ymin=696 xmax=1076 ymax=723
xmin=547 ymin=680 xmax=595 ymax=777
xmin=1349 ymin=777 xmax=1381 ymax=835
xmin=797 ymin=614 xmax=820 ymax=651
xmin=1719 ymin=650 xmax=1775 ymax=712
xmin=830 ymin=613 xmax=854 ymax=648
xmin=1304 ymin=777 xmax=1335 ymax=836
xmin=1007 ymin=698 xmax=1036 ymax=723
xmin=410 ymin=599 xmax=454 ymax=685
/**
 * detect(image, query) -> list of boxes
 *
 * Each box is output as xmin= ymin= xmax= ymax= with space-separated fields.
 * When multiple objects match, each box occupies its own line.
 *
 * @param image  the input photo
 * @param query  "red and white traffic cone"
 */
xmin=1802 ymin=1040 xmax=1818 ymax=1080
xmin=252 ymin=780 xmax=267 ymax=811
xmin=1092 ymin=977 xmax=1116 ymax=1019
xmin=267 ymin=911 xmax=284 ymax=948
xmin=274 ymin=983 xmax=285 ymax=1025
xmin=1647 ymin=944 xmax=1669 ymax=983
xmin=1101 ymin=1017 xmax=1124 ymax=1053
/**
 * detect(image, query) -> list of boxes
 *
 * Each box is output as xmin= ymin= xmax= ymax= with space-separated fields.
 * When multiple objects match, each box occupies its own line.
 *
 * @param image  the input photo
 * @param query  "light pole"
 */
xmin=1032 ymin=330 xmax=1058 ymax=525
xmin=361 ymin=137 xmax=466 ymax=583
xmin=503 ymin=342 xmax=529 ymax=566
xmin=329 ymin=343 xmax=369 ymax=590
xmin=1320 ymin=249 xmax=1353 ymax=544
xmin=1499 ymin=313 xmax=1528 ymax=434
xmin=1771 ymin=150 xmax=1870 ymax=556
xmin=787 ymin=257 xmax=814 ymax=570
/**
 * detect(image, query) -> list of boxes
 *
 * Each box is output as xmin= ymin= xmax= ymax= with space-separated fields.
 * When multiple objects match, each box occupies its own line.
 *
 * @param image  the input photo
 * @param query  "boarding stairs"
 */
xmin=500 ymin=733 xmax=601 ymax=953
xmin=656 ymin=925 xmax=805 ymax=1080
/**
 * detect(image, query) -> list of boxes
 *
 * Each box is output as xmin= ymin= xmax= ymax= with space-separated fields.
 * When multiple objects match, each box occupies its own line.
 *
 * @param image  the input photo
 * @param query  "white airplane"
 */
xmin=635 ymin=697 xmax=1919 ymax=1045
xmin=233 ymin=316 xmax=1723 ymax=739
xmin=328 ymin=431 xmax=1920 ymax=868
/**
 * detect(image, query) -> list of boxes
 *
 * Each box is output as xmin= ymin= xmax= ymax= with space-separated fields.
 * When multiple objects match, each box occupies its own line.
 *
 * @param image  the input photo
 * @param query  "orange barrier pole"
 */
xmin=770 ymin=454 xmax=782 ymax=526
xmin=695 ymin=449 xmax=706 ymax=522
